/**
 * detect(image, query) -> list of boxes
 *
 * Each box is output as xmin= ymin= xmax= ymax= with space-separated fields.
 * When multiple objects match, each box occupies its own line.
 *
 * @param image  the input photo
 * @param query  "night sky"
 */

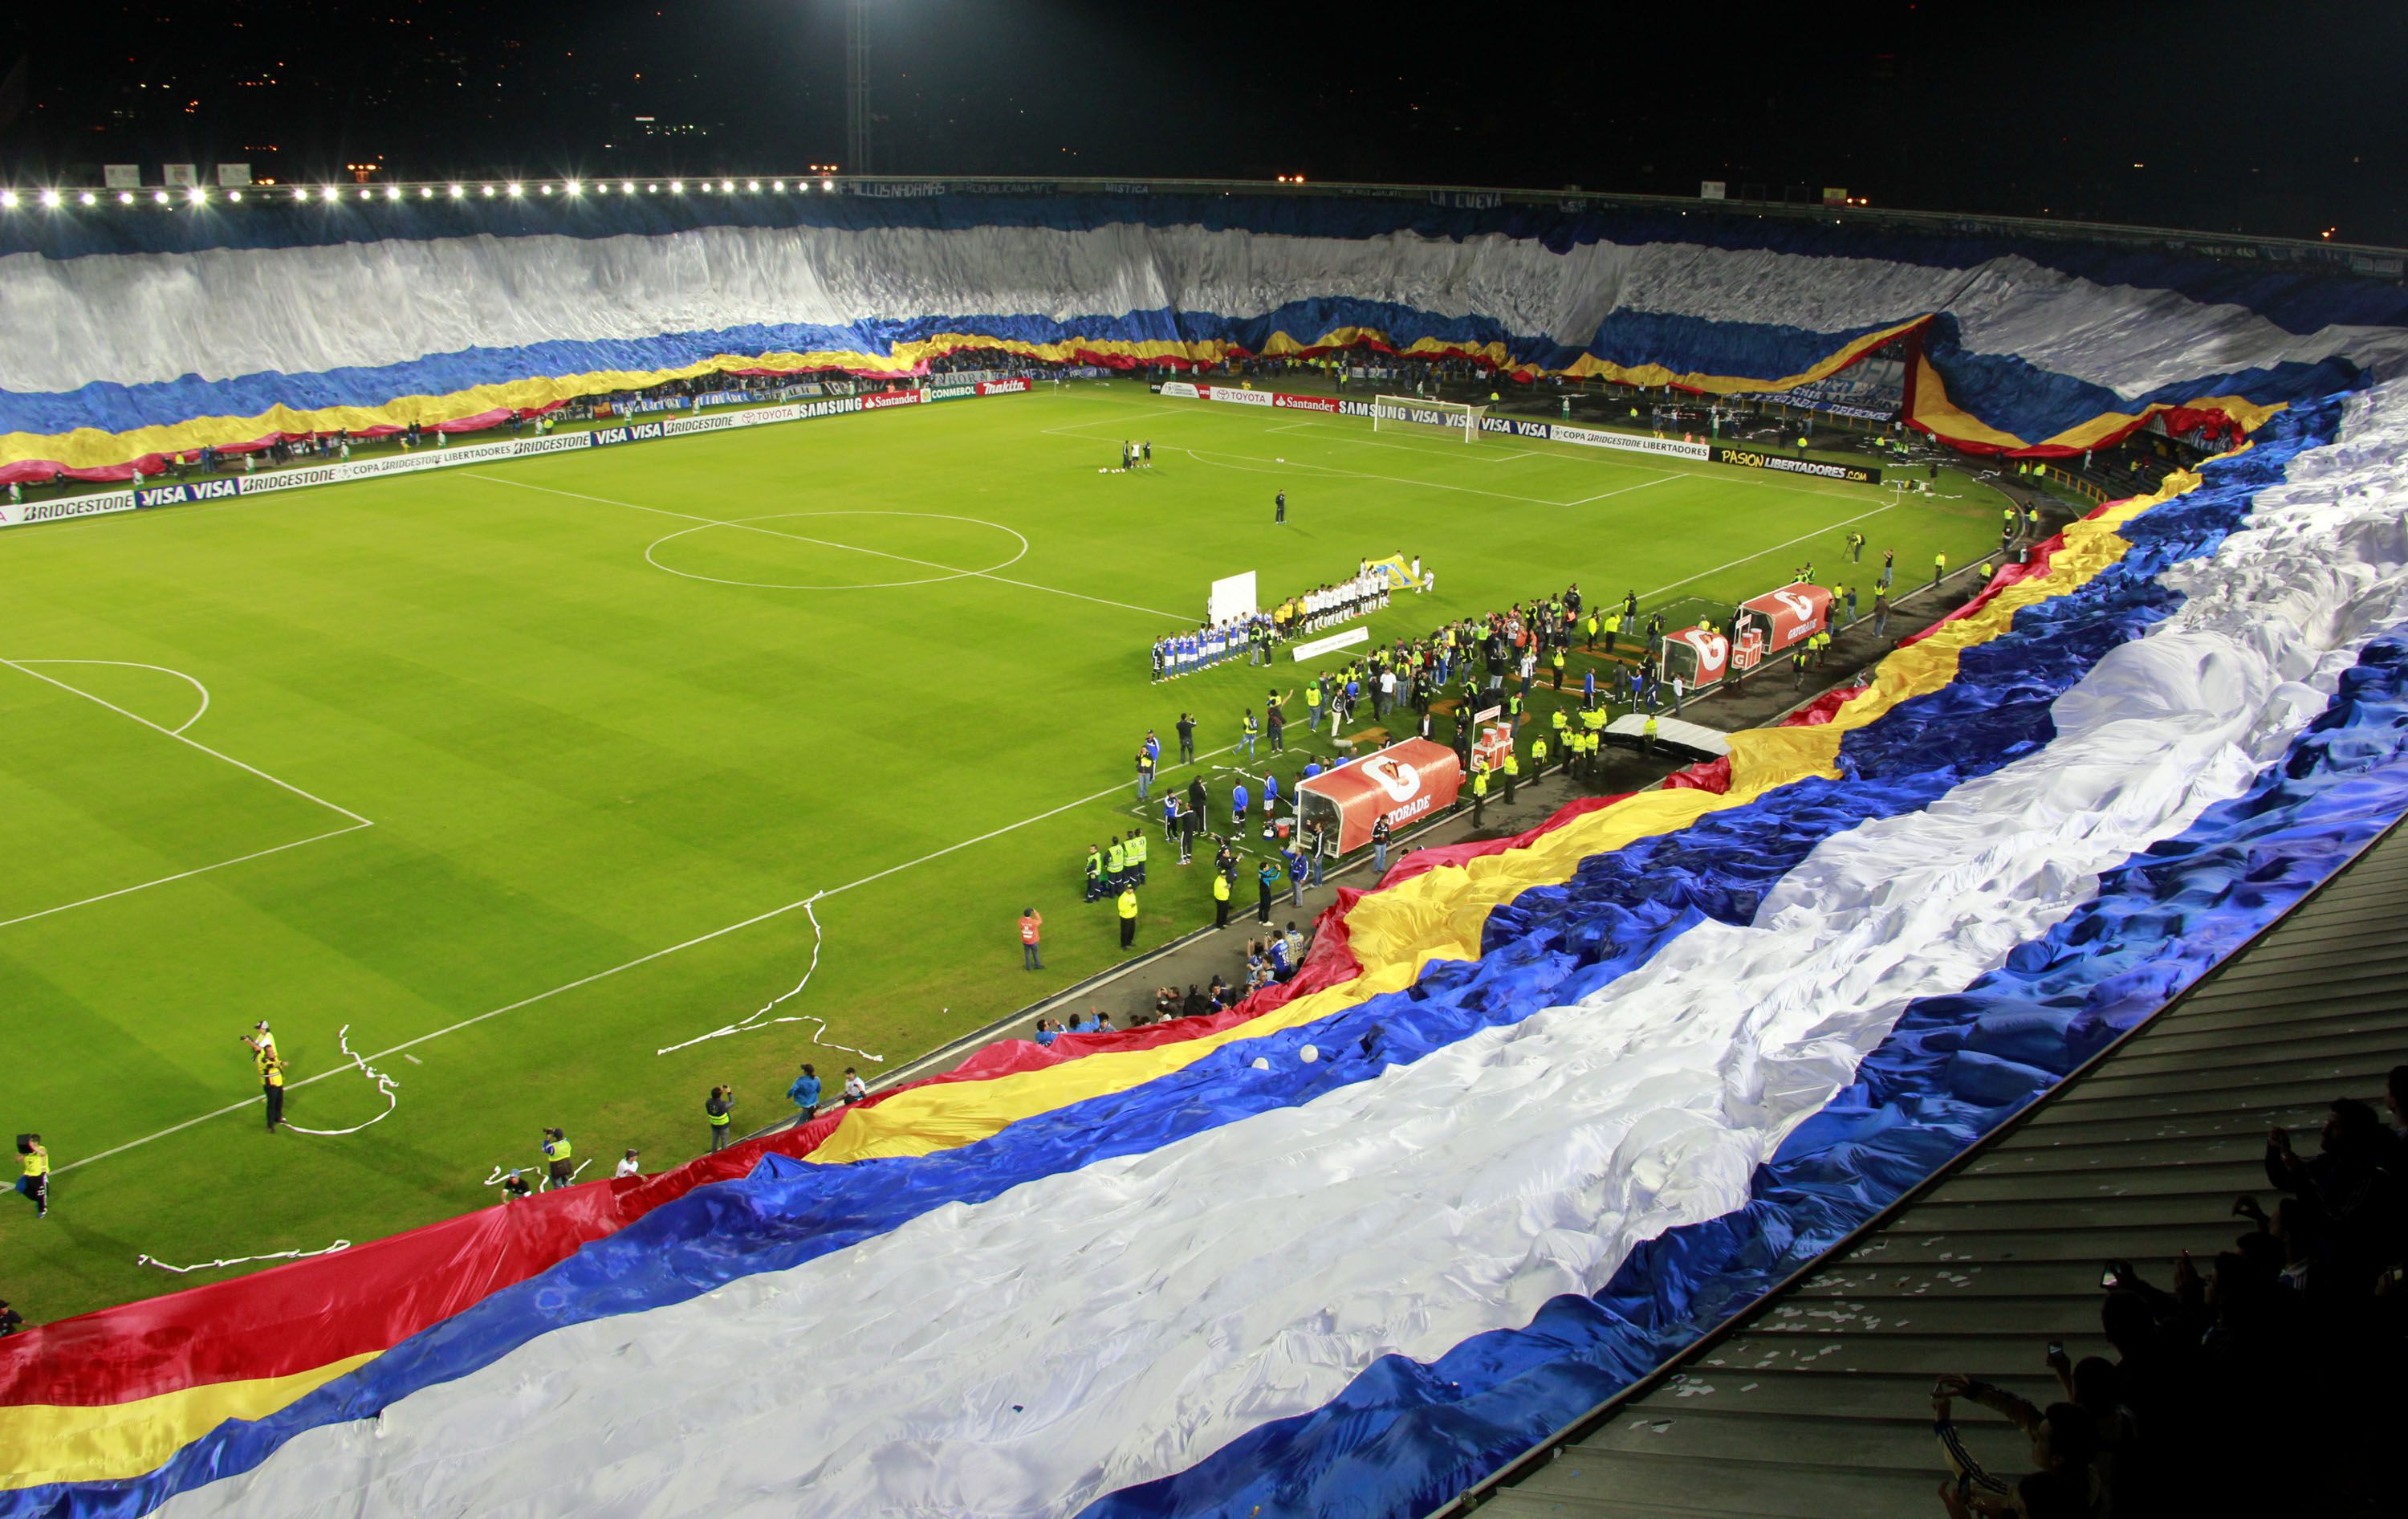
xmin=1 ymin=0 xmax=2401 ymax=246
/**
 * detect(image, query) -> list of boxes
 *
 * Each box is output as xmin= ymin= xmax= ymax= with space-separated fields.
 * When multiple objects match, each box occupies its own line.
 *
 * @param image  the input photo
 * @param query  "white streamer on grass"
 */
xmin=653 ymin=895 xmax=883 ymax=1061
xmin=280 ymin=1024 xmax=401 ymax=1136
xmin=137 ymin=1240 xmax=352 ymax=1274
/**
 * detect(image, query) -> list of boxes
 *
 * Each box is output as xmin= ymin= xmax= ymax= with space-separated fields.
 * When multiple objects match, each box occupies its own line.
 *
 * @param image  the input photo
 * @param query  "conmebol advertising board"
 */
xmin=1296 ymin=739 xmax=1463 ymax=853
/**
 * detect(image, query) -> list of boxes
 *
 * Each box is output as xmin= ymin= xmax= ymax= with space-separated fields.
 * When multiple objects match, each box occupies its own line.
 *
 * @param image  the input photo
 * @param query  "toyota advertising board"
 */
xmin=1296 ymin=739 xmax=1462 ymax=853
xmin=1739 ymin=582 xmax=1832 ymax=656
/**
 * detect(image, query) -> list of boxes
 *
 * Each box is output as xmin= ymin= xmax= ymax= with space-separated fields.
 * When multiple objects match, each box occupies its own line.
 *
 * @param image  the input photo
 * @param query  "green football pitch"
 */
xmin=0 ymin=383 xmax=2005 ymax=1321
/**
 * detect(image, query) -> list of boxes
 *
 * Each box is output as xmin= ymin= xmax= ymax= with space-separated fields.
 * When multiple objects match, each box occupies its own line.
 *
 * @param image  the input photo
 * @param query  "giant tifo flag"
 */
xmin=8 ymin=189 xmax=2408 ymax=479
xmin=8 ymin=372 xmax=2408 ymax=1514
xmin=14 ymin=189 xmax=2408 ymax=1515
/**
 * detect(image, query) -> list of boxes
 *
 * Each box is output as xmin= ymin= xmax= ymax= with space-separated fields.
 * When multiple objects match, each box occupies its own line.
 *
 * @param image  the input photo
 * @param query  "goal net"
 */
xmin=1373 ymin=395 xmax=1485 ymax=443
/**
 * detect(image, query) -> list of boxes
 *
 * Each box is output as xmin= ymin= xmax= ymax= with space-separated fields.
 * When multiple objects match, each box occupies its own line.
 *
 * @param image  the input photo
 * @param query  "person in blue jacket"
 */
xmin=787 ymin=1062 xmax=821 ymax=1119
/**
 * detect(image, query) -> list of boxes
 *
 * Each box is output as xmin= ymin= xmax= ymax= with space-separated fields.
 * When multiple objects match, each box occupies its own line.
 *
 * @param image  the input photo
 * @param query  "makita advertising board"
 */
xmin=1296 ymin=739 xmax=1463 ymax=854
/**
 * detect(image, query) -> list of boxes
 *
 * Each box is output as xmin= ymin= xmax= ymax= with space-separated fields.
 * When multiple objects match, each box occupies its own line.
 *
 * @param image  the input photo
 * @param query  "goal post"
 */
xmin=1373 ymin=395 xmax=1486 ymax=443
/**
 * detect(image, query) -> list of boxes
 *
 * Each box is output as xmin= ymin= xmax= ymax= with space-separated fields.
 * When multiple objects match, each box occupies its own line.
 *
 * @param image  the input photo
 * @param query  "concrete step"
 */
xmin=1480 ymin=1451 xmax=1956 ymax=1519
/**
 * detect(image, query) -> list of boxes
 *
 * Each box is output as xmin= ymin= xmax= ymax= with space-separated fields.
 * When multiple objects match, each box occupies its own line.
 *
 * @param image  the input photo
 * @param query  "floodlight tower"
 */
xmin=845 ymin=0 xmax=872 ymax=176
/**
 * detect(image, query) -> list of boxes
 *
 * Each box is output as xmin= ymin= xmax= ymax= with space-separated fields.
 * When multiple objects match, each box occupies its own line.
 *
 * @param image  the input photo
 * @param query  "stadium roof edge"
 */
xmin=2 ymin=172 xmax=2398 ymax=276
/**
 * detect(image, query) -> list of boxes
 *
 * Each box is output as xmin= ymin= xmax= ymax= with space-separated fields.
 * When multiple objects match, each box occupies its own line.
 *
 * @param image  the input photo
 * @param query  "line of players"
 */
xmin=1149 ymin=566 xmax=1397 ymax=681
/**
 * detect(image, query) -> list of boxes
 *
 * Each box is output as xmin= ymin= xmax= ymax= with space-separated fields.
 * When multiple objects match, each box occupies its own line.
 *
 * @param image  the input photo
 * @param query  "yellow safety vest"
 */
xmin=1117 ymin=891 xmax=1138 ymax=920
xmin=1531 ymin=739 xmax=1548 ymax=763
xmin=1644 ymin=717 xmax=1660 ymax=738
xmin=264 ymin=1062 xmax=285 ymax=1089
xmin=22 ymin=1149 xmax=48 ymax=1179
xmin=1213 ymin=874 xmax=1230 ymax=901
xmin=1106 ymin=843 xmax=1125 ymax=872
xmin=1127 ymin=835 xmax=1147 ymax=864
xmin=1472 ymin=770 xmax=1489 ymax=796
xmin=1504 ymin=753 xmax=1520 ymax=776
xmin=546 ymin=1136 xmax=573 ymax=1162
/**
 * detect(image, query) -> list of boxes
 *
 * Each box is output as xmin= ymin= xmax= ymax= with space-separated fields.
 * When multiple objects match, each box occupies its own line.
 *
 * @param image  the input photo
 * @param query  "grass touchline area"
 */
xmin=0 ymin=385 xmax=2008 ymax=1323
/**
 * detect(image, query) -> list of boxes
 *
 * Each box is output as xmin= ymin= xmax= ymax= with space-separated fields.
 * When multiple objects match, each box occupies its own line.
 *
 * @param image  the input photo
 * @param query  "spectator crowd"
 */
xmin=1929 ymin=1067 xmax=2408 ymax=1518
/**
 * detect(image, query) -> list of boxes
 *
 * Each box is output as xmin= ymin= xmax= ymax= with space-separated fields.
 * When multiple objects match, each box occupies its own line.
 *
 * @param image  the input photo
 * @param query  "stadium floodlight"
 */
xmin=746 ymin=180 xmax=759 ymax=192
xmin=481 ymin=185 xmax=496 ymax=198
xmin=670 ymin=180 xmax=684 ymax=193
xmin=721 ymin=179 xmax=734 ymax=193
xmin=154 ymin=190 xmax=172 ymax=205
xmin=1373 ymin=394 xmax=1486 ymax=444
xmin=358 ymin=188 xmax=372 ymax=200
xmin=187 ymin=186 xmax=208 ymax=204
xmin=119 ymin=191 xmax=136 ymax=204
xmin=539 ymin=184 xmax=551 ymax=195
xmin=821 ymin=177 xmax=834 ymax=192
xmin=419 ymin=186 xmax=433 ymax=198
xmin=449 ymin=184 xmax=464 ymax=198
xmin=622 ymin=181 xmax=636 ymax=194
xmin=506 ymin=182 xmax=523 ymax=197
xmin=565 ymin=180 xmax=581 ymax=196
xmin=39 ymin=189 xmax=60 ymax=208
xmin=0 ymin=191 xmax=16 ymax=210
xmin=385 ymin=185 xmax=401 ymax=201
xmin=81 ymin=191 xmax=98 ymax=206
xmin=321 ymin=186 xmax=340 ymax=202
xmin=772 ymin=180 xmax=785 ymax=192
xmin=229 ymin=189 xmax=244 ymax=202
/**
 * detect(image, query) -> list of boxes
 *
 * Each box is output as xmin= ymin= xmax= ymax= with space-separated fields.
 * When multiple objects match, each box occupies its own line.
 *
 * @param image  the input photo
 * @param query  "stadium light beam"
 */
xmin=39 ymin=189 xmax=61 ymax=208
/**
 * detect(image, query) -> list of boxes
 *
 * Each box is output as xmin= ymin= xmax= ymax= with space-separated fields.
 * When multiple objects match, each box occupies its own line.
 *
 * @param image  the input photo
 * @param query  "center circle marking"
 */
xmin=643 ymin=511 xmax=1030 ymax=590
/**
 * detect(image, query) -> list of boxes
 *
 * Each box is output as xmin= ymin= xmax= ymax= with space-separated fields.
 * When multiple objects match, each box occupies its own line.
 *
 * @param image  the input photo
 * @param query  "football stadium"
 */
xmin=5 ymin=14 xmax=2408 ymax=1519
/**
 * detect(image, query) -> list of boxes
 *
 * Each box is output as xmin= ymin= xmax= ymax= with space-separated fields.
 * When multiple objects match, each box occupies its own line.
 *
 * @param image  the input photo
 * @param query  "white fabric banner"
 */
xmin=150 ymin=381 xmax=2408 ymax=1519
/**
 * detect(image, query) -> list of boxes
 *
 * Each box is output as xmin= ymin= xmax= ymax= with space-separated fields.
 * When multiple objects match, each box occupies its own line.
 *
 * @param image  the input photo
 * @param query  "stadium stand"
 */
xmin=1450 ymin=823 xmax=2408 ymax=1519
xmin=8 ymin=181 xmax=2408 ymax=1519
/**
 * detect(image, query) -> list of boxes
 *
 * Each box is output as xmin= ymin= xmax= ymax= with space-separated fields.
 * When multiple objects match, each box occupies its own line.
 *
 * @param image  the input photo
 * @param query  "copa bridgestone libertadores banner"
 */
xmin=1151 ymin=383 xmax=1880 ymax=479
xmin=0 ymin=380 xmax=1031 ymax=531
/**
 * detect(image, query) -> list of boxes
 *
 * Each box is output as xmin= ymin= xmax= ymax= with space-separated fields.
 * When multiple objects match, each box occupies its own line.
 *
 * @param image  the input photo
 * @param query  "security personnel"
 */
xmin=1211 ymin=865 xmax=1232 ymax=930
xmin=1125 ymin=828 xmax=1149 ymax=886
xmin=1503 ymin=744 xmax=1520 ymax=804
xmin=1104 ymin=836 xmax=1127 ymax=892
xmin=1117 ymin=884 xmax=1140 ymax=950
xmin=1304 ymin=678 xmax=1324 ymax=733
xmin=705 ymin=1087 xmax=735 ymax=1152
xmin=1135 ymin=747 xmax=1155 ymax=801
xmin=1529 ymin=731 xmax=1549 ymax=779
xmin=1470 ymin=756 xmax=1490 ymax=828
xmin=1934 ymin=550 xmax=1948 ymax=586
xmin=1084 ymin=844 xmax=1105 ymax=902
xmin=262 ymin=1055 xmax=287 ymax=1132
xmin=1549 ymin=645 xmax=1567 ymax=690
xmin=1642 ymin=712 xmax=1660 ymax=755
xmin=1550 ymin=705 xmax=1570 ymax=751
xmin=16 ymin=1134 xmax=48 ymax=1219
xmin=1506 ymin=688 xmax=1524 ymax=736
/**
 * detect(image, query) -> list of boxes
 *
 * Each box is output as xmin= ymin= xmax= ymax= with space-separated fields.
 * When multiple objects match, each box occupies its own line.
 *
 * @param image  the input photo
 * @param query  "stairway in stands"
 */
xmin=1442 ymin=824 xmax=2408 ymax=1519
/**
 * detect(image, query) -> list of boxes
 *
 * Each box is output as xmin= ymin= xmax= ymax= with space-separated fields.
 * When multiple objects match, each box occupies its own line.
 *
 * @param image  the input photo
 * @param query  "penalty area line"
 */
xmin=55 ymin=740 xmax=1251 ymax=1177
